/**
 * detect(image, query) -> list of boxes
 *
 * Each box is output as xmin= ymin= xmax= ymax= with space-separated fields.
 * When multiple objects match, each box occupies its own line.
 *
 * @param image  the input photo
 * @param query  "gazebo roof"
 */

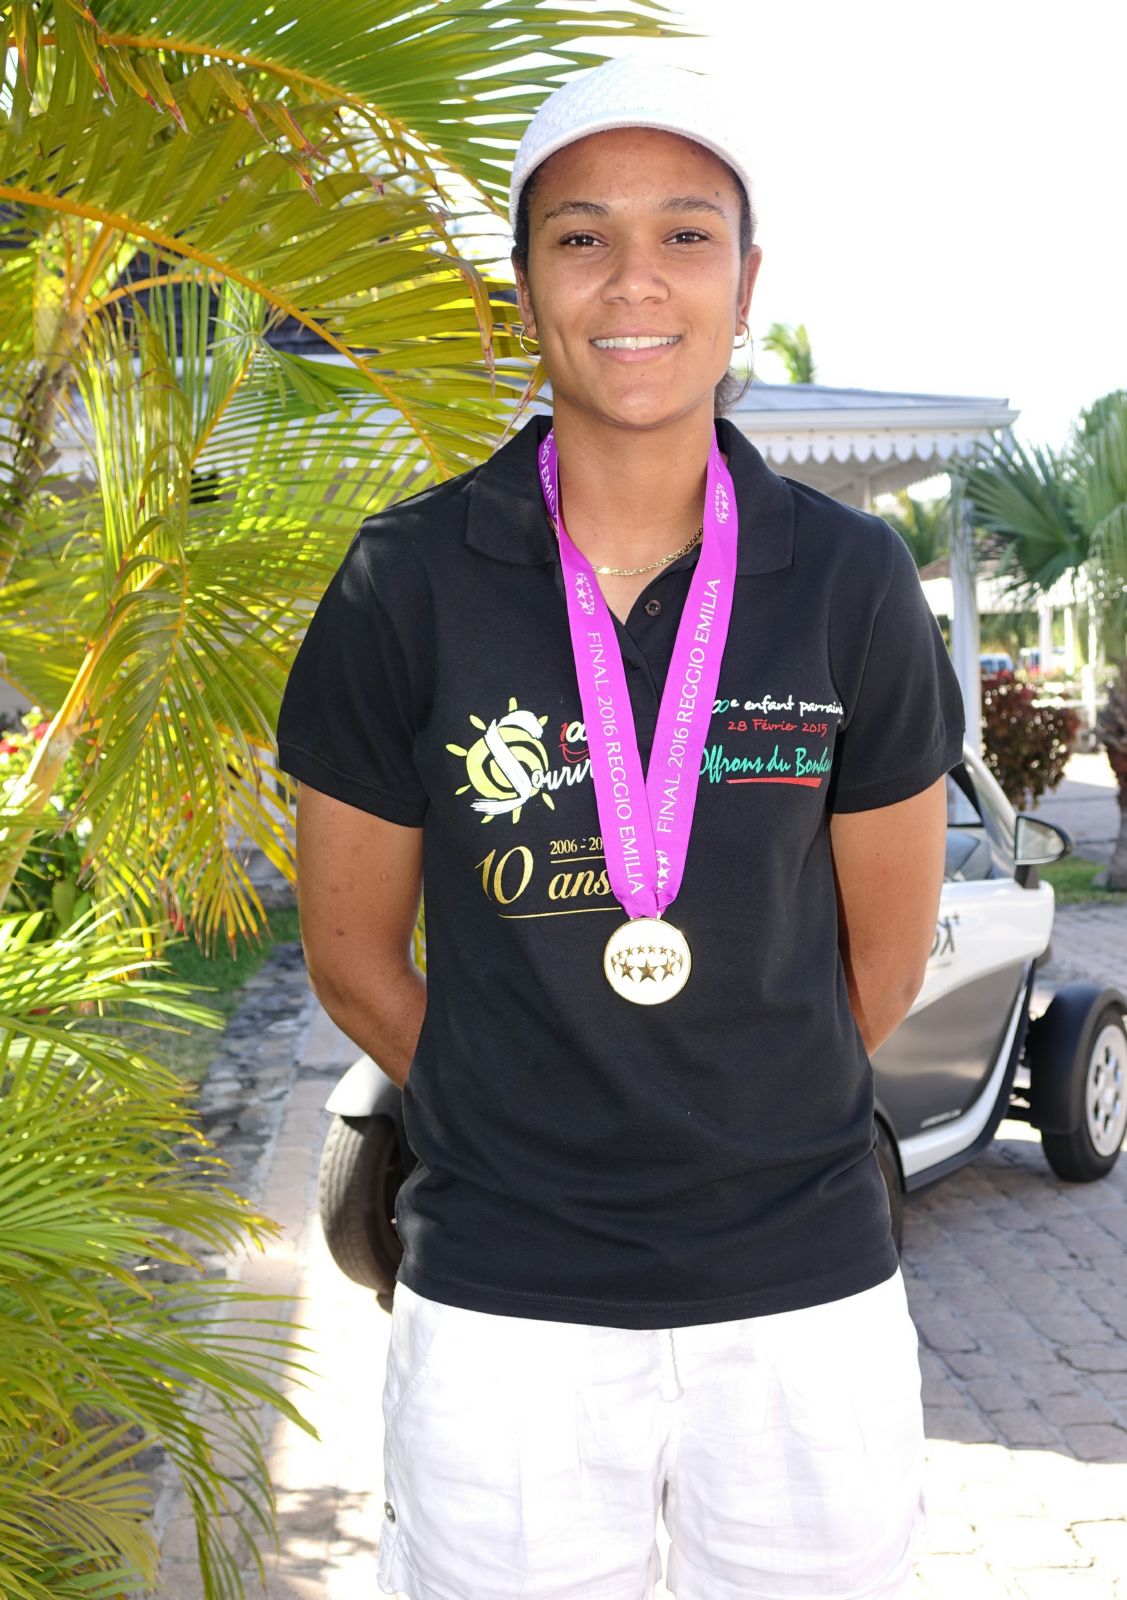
xmin=725 ymin=381 xmax=1019 ymax=506
xmin=532 ymin=379 xmax=1019 ymax=507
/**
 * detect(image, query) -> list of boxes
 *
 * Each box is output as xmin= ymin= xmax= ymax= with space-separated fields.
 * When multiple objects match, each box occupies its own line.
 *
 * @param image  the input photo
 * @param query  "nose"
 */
xmin=600 ymin=234 xmax=670 ymax=306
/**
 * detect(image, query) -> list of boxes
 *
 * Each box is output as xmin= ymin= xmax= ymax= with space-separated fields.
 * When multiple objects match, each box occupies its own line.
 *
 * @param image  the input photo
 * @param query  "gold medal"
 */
xmin=603 ymin=917 xmax=692 ymax=1006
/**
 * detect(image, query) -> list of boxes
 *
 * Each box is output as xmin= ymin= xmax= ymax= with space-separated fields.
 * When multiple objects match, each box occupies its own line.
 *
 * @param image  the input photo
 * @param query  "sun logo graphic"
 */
xmin=574 ymin=573 xmax=597 ymax=615
xmin=446 ymin=698 xmax=555 ymax=823
xmin=713 ymin=482 xmax=730 ymax=524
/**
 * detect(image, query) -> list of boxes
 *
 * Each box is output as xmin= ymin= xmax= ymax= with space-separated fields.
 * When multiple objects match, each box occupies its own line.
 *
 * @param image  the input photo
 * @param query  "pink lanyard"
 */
xmin=538 ymin=425 xmax=738 ymax=922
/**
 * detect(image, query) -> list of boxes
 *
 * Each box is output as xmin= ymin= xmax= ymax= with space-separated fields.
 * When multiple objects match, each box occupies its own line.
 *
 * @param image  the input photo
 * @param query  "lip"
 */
xmin=590 ymin=333 xmax=682 ymax=364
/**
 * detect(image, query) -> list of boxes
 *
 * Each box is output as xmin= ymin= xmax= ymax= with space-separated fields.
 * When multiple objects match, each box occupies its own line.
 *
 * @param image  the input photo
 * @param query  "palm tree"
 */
xmin=761 ymin=319 xmax=816 ymax=384
xmin=0 ymin=4 xmax=684 ymax=1594
xmin=878 ymin=489 xmax=949 ymax=571
xmin=957 ymin=394 xmax=1127 ymax=634
xmin=955 ymin=393 xmax=1127 ymax=887
xmin=0 ymin=0 xmax=679 ymax=932
xmin=1095 ymin=660 xmax=1127 ymax=890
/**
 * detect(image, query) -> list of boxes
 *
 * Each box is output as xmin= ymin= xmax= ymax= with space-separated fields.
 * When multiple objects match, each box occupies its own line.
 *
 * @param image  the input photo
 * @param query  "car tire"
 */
xmin=875 ymin=1119 xmax=904 ymax=1255
xmin=318 ymin=1113 xmax=404 ymax=1308
xmin=1039 ymin=1003 xmax=1127 ymax=1183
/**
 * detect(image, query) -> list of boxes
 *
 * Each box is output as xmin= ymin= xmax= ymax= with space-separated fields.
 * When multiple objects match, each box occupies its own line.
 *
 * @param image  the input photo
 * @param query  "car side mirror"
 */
xmin=1014 ymin=814 xmax=1073 ymax=868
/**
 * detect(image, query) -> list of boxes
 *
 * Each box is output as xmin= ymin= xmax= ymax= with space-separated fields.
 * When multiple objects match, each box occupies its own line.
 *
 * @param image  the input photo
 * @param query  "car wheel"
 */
xmin=318 ymin=1113 xmax=404 ymax=1307
xmin=1040 ymin=1004 xmax=1127 ymax=1183
xmin=875 ymin=1120 xmax=904 ymax=1255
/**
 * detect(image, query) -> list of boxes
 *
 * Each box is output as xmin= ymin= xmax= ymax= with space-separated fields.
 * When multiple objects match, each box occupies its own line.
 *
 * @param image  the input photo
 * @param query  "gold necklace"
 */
xmin=548 ymin=517 xmax=703 ymax=577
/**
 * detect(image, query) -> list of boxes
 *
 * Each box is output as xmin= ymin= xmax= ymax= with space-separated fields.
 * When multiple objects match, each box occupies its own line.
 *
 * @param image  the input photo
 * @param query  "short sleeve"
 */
xmin=275 ymin=528 xmax=428 ymax=826
xmin=827 ymin=526 xmax=966 ymax=813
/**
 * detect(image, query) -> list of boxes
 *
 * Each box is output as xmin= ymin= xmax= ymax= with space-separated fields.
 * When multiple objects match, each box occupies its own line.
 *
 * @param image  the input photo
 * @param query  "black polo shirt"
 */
xmin=276 ymin=411 xmax=965 ymax=1329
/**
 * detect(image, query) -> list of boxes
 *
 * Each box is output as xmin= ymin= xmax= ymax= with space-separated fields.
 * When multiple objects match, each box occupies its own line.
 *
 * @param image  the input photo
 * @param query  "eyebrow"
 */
xmin=537 ymin=195 xmax=729 ymax=229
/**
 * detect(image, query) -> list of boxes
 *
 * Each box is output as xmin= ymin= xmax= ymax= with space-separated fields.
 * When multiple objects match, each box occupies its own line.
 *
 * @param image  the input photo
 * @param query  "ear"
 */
xmin=511 ymin=251 xmax=537 ymax=335
xmin=737 ymin=244 xmax=763 ymax=327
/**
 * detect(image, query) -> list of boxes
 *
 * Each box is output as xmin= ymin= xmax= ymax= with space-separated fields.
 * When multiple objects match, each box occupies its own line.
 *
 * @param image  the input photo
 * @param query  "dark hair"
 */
xmin=511 ymin=149 xmax=757 ymax=416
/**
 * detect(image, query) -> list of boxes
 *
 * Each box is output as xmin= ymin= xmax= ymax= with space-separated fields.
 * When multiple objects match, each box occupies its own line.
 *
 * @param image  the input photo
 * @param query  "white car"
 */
xmin=871 ymin=742 xmax=1127 ymax=1247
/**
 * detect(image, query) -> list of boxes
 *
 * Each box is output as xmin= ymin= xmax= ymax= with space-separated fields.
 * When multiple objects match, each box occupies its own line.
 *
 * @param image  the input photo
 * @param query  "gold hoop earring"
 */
xmin=733 ymin=320 xmax=751 ymax=350
xmin=517 ymin=322 xmax=539 ymax=356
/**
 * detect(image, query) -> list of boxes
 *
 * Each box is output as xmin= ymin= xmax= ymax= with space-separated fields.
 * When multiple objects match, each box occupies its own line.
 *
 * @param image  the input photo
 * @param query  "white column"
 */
xmin=1037 ymin=595 xmax=1054 ymax=676
xmin=1063 ymin=588 xmax=1077 ymax=673
xmin=949 ymin=490 xmax=982 ymax=753
xmin=1080 ymin=566 xmax=1100 ymax=739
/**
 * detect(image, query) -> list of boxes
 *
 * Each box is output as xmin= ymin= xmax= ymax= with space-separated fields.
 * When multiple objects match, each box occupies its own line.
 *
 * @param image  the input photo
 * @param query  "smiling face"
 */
xmin=512 ymin=125 xmax=761 ymax=434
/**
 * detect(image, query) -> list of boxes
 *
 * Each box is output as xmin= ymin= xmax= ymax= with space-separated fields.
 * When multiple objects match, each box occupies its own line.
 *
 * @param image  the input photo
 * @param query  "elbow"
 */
xmin=846 ymin=949 xmax=929 ymax=1056
xmin=305 ymin=942 xmax=417 ymax=1016
xmin=899 ymin=958 xmax=929 ymax=1012
xmin=882 ymin=962 xmax=929 ymax=1044
xmin=850 ymin=943 xmax=929 ymax=1011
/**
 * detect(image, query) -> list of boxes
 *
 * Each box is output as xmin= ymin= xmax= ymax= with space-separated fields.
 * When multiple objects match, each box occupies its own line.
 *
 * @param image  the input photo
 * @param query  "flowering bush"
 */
xmin=981 ymin=672 xmax=1081 ymax=809
xmin=0 ymin=706 xmax=94 ymax=936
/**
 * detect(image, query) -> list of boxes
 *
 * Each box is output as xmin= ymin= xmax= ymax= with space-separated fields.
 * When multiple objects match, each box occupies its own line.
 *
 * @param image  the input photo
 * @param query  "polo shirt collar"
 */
xmin=465 ymin=411 xmax=794 ymax=577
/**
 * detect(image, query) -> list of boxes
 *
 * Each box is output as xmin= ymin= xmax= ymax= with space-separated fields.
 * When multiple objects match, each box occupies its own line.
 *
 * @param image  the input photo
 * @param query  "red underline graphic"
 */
xmin=725 ymin=775 xmax=824 ymax=785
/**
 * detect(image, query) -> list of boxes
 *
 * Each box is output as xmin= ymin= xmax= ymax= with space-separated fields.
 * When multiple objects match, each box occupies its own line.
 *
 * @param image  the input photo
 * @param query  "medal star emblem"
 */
xmin=604 ymin=919 xmax=691 ymax=1005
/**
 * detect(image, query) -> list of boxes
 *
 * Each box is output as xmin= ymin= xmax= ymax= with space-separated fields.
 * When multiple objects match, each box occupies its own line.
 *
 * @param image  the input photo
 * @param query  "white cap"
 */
xmin=508 ymin=54 xmax=754 ymax=237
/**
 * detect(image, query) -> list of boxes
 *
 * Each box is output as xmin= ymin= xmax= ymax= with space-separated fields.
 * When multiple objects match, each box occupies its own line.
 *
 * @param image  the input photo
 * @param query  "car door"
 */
xmin=871 ymin=748 xmax=1053 ymax=1164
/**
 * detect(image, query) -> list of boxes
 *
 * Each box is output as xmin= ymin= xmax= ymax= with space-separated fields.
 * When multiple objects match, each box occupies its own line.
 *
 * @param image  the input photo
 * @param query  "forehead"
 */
xmin=530 ymin=126 xmax=739 ymax=210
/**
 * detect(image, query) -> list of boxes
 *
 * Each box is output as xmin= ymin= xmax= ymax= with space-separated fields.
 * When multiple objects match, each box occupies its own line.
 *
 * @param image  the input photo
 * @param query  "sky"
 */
xmin=470 ymin=0 xmax=1125 ymax=474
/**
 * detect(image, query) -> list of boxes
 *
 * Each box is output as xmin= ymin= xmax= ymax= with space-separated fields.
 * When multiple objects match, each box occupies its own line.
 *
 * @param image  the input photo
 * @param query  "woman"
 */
xmin=276 ymin=52 xmax=965 ymax=1600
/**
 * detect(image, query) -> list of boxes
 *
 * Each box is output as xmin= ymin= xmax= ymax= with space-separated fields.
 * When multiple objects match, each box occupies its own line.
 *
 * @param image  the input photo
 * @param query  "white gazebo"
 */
xmin=725 ymin=382 xmax=1021 ymax=752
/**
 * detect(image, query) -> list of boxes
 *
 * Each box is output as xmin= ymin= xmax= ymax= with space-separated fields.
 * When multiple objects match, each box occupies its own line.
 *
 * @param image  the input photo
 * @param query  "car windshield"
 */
xmin=945 ymin=758 xmax=1016 ymax=881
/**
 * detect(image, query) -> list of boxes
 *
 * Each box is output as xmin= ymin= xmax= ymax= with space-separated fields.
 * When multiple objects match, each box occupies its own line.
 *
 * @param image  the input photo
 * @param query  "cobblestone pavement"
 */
xmin=150 ymin=889 xmax=1127 ymax=1598
xmin=902 ymin=899 xmax=1127 ymax=1599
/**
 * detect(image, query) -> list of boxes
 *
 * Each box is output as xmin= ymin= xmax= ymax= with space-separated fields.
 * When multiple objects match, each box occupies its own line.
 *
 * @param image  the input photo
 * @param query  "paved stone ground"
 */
xmin=148 ymin=751 xmax=1127 ymax=1599
xmin=899 ymin=897 xmax=1127 ymax=1600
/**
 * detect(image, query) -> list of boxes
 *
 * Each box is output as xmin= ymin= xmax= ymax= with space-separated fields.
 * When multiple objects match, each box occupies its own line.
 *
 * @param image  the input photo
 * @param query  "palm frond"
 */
xmin=36 ymin=0 xmax=688 ymax=214
xmin=0 ymin=902 xmax=320 ymax=1596
xmin=1077 ymin=390 xmax=1127 ymax=585
xmin=955 ymin=433 xmax=1089 ymax=601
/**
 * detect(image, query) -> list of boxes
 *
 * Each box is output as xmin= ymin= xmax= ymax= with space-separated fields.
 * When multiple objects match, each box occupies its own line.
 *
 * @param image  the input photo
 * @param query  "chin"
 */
xmin=549 ymin=369 xmax=717 ymax=431
xmin=590 ymin=390 xmax=714 ymax=431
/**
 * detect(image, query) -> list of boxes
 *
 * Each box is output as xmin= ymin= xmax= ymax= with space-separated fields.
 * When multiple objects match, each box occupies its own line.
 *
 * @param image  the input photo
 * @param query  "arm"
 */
xmin=294 ymin=782 xmax=425 ymax=1090
xmin=828 ymin=774 xmax=947 ymax=1056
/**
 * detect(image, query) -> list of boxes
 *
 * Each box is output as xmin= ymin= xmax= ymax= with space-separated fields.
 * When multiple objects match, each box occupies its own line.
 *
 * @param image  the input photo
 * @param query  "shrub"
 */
xmin=0 ymin=708 xmax=94 ymax=936
xmin=981 ymin=671 xmax=1080 ymax=809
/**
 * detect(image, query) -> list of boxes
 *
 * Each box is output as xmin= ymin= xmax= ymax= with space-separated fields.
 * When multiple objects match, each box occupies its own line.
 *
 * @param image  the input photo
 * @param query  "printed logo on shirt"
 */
xmin=448 ymin=690 xmax=844 ymax=916
xmin=702 ymin=692 xmax=844 ymax=786
xmin=446 ymin=698 xmax=592 ymax=823
xmin=446 ymin=687 xmax=843 ymax=839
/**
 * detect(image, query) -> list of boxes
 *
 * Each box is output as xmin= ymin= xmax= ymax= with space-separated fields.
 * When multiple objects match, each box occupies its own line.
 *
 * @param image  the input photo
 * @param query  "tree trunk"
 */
xmin=1106 ymin=803 xmax=1127 ymax=892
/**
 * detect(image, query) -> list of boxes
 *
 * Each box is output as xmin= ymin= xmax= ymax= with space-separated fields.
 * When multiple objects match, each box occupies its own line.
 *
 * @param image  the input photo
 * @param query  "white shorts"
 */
xmin=377 ymin=1267 xmax=926 ymax=1600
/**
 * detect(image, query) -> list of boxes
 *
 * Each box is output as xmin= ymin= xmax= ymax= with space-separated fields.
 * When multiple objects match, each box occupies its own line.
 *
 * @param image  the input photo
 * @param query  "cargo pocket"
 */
xmin=378 ymin=1285 xmax=449 ymax=1584
xmin=382 ymin=1283 xmax=449 ymax=1429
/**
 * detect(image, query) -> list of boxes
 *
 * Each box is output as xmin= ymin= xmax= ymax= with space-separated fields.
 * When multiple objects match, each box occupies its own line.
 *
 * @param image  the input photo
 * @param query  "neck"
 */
xmin=549 ymin=400 xmax=719 ymax=567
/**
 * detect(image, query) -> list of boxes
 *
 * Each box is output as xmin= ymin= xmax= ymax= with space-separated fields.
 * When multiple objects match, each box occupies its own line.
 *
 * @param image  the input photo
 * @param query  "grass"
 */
xmin=1039 ymin=856 xmax=1127 ymax=906
xmin=105 ymin=902 xmax=305 ymax=1086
